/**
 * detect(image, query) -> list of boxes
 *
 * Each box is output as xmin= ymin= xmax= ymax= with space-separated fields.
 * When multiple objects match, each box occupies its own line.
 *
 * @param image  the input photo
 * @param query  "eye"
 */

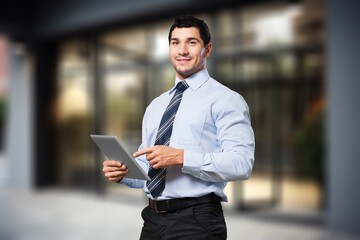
xmin=171 ymin=41 xmax=178 ymax=45
xmin=189 ymin=41 xmax=197 ymax=46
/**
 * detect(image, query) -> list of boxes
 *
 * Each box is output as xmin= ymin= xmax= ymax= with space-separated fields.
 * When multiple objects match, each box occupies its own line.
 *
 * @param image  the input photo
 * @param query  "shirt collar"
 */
xmin=170 ymin=68 xmax=210 ymax=94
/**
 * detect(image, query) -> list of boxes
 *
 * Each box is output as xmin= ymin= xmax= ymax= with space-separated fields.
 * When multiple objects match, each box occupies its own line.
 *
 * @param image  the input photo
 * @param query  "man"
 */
xmin=103 ymin=15 xmax=255 ymax=240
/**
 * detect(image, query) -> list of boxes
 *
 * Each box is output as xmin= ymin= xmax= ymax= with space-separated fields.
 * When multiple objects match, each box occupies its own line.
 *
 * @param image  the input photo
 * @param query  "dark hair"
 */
xmin=168 ymin=15 xmax=211 ymax=46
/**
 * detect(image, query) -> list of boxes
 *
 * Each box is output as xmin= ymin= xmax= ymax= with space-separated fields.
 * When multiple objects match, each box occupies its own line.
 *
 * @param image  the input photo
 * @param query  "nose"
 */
xmin=178 ymin=43 xmax=188 ymax=55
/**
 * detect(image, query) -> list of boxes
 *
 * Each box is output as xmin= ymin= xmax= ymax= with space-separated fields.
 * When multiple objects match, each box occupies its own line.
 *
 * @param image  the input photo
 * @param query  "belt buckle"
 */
xmin=154 ymin=203 xmax=167 ymax=214
xmin=152 ymin=200 xmax=167 ymax=214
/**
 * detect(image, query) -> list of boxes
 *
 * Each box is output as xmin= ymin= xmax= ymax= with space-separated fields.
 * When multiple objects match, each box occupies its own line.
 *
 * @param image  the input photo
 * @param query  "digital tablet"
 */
xmin=90 ymin=134 xmax=150 ymax=181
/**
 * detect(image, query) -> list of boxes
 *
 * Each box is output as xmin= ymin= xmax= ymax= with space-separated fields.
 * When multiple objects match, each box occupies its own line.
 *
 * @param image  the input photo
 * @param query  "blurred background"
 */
xmin=0 ymin=0 xmax=359 ymax=239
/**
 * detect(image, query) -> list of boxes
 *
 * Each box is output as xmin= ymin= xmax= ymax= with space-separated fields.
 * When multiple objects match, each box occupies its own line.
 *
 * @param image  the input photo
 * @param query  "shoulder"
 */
xmin=206 ymin=77 xmax=245 ymax=102
xmin=204 ymin=78 xmax=250 ymax=114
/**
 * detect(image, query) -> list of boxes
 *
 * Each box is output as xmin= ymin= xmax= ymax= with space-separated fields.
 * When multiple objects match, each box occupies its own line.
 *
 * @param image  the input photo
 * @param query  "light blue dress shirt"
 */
xmin=121 ymin=69 xmax=255 ymax=201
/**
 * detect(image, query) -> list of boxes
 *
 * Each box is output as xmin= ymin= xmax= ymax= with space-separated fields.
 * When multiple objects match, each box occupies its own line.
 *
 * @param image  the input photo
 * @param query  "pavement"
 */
xmin=0 ymin=188 xmax=359 ymax=240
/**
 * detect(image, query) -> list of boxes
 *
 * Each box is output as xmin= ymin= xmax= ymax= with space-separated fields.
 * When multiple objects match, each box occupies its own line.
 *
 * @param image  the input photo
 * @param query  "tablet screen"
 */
xmin=90 ymin=134 xmax=150 ymax=181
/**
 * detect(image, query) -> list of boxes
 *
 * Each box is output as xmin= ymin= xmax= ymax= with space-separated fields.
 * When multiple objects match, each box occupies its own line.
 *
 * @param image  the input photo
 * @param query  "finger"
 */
xmin=103 ymin=167 xmax=110 ymax=174
xmin=103 ymin=166 xmax=115 ymax=173
xmin=145 ymin=152 xmax=155 ymax=161
xmin=133 ymin=147 xmax=154 ymax=158
xmin=104 ymin=160 xmax=122 ymax=167
xmin=108 ymin=177 xmax=122 ymax=181
xmin=151 ymin=162 xmax=162 ymax=169
xmin=148 ymin=156 xmax=158 ymax=165
xmin=105 ymin=170 xmax=127 ymax=178
xmin=107 ymin=173 xmax=123 ymax=181
xmin=149 ymin=157 xmax=164 ymax=168
xmin=120 ymin=165 xmax=127 ymax=170
xmin=108 ymin=172 xmax=127 ymax=181
xmin=106 ymin=165 xmax=127 ymax=173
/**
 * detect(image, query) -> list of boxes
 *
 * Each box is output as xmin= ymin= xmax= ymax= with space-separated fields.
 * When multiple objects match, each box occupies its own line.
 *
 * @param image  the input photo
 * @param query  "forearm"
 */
xmin=182 ymin=141 xmax=255 ymax=182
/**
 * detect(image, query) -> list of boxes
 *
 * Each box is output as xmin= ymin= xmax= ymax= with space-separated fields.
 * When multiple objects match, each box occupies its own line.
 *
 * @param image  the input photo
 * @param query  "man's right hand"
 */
xmin=103 ymin=160 xmax=128 ymax=182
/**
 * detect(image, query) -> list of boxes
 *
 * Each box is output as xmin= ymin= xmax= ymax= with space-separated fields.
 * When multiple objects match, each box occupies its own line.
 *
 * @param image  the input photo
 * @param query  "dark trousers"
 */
xmin=139 ymin=201 xmax=227 ymax=240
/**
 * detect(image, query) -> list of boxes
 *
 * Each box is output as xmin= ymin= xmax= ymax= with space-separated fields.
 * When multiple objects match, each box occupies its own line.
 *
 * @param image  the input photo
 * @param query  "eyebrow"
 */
xmin=170 ymin=37 xmax=200 ymax=42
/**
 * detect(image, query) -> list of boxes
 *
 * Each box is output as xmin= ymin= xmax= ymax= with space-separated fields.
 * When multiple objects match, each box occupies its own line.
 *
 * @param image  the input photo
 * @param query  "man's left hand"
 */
xmin=133 ymin=145 xmax=184 ymax=169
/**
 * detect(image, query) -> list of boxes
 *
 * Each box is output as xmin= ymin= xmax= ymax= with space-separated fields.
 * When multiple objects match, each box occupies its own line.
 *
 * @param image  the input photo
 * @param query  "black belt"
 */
xmin=148 ymin=193 xmax=220 ymax=214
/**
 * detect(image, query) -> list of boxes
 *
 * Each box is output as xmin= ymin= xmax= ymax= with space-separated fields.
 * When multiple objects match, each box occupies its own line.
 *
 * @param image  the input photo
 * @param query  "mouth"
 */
xmin=176 ymin=58 xmax=191 ymax=63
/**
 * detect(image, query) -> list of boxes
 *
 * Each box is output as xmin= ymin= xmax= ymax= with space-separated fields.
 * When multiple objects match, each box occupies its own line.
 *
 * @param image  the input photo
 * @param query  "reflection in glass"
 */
xmin=104 ymin=70 xmax=144 ymax=153
xmin=56 ymin=40 xmax=94 ymax=188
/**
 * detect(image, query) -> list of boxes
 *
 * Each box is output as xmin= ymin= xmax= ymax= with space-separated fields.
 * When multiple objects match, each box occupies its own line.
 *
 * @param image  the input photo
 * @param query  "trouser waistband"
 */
xmin=148 ymin=193 xmax=220 ymax=214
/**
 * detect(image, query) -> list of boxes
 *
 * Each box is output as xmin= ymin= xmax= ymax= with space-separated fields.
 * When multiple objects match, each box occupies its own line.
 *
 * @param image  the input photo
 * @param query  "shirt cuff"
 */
xmin=182 ymin=150 xmax=204 ymax=175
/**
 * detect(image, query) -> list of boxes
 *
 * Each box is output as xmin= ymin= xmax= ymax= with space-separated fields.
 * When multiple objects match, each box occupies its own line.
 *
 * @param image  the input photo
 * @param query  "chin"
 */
xmin=175 ymin=68 xmax=189 ymax=76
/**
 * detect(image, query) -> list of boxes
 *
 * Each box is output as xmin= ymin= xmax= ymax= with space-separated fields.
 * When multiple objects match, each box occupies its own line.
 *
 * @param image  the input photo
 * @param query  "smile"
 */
xmin=176 ymin=58 xmax=191 ymax=64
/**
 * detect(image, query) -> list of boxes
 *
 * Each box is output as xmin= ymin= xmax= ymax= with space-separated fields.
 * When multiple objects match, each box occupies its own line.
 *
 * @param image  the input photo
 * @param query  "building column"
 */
xmin=5 ymin=43 xmax=34 ymax=190
xmin=327 ymin=0 xmax=360 ymax=236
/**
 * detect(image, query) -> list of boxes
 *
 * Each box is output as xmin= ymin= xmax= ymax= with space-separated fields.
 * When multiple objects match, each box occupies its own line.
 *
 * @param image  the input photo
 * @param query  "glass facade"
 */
xmin=55 ymin=1 xmax=325 ymax=210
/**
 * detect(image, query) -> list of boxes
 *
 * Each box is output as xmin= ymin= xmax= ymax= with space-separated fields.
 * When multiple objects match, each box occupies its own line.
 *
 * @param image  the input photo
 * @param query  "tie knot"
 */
xmin=176 ymin=81 xmax=189 ymax=93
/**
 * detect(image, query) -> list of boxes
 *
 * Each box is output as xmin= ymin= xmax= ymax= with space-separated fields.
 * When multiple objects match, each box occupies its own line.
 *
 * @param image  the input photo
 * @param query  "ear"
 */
xmin=205 ymin=43 xmax=212 ymax=58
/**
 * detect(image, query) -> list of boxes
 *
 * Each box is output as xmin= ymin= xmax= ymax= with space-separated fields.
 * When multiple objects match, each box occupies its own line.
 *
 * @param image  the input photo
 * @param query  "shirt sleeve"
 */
xmin=182 ymin=93 xmax=255 ymax=182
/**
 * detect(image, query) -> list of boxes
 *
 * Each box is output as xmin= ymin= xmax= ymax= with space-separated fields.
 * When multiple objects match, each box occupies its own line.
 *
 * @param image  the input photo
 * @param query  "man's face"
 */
xmin=169 ymin=27 xmax=212 ymax=80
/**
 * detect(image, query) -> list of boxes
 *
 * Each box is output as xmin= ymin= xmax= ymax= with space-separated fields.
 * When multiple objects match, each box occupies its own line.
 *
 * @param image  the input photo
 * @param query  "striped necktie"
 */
xmin=147 ymin=80 xmax=189 ymax=198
